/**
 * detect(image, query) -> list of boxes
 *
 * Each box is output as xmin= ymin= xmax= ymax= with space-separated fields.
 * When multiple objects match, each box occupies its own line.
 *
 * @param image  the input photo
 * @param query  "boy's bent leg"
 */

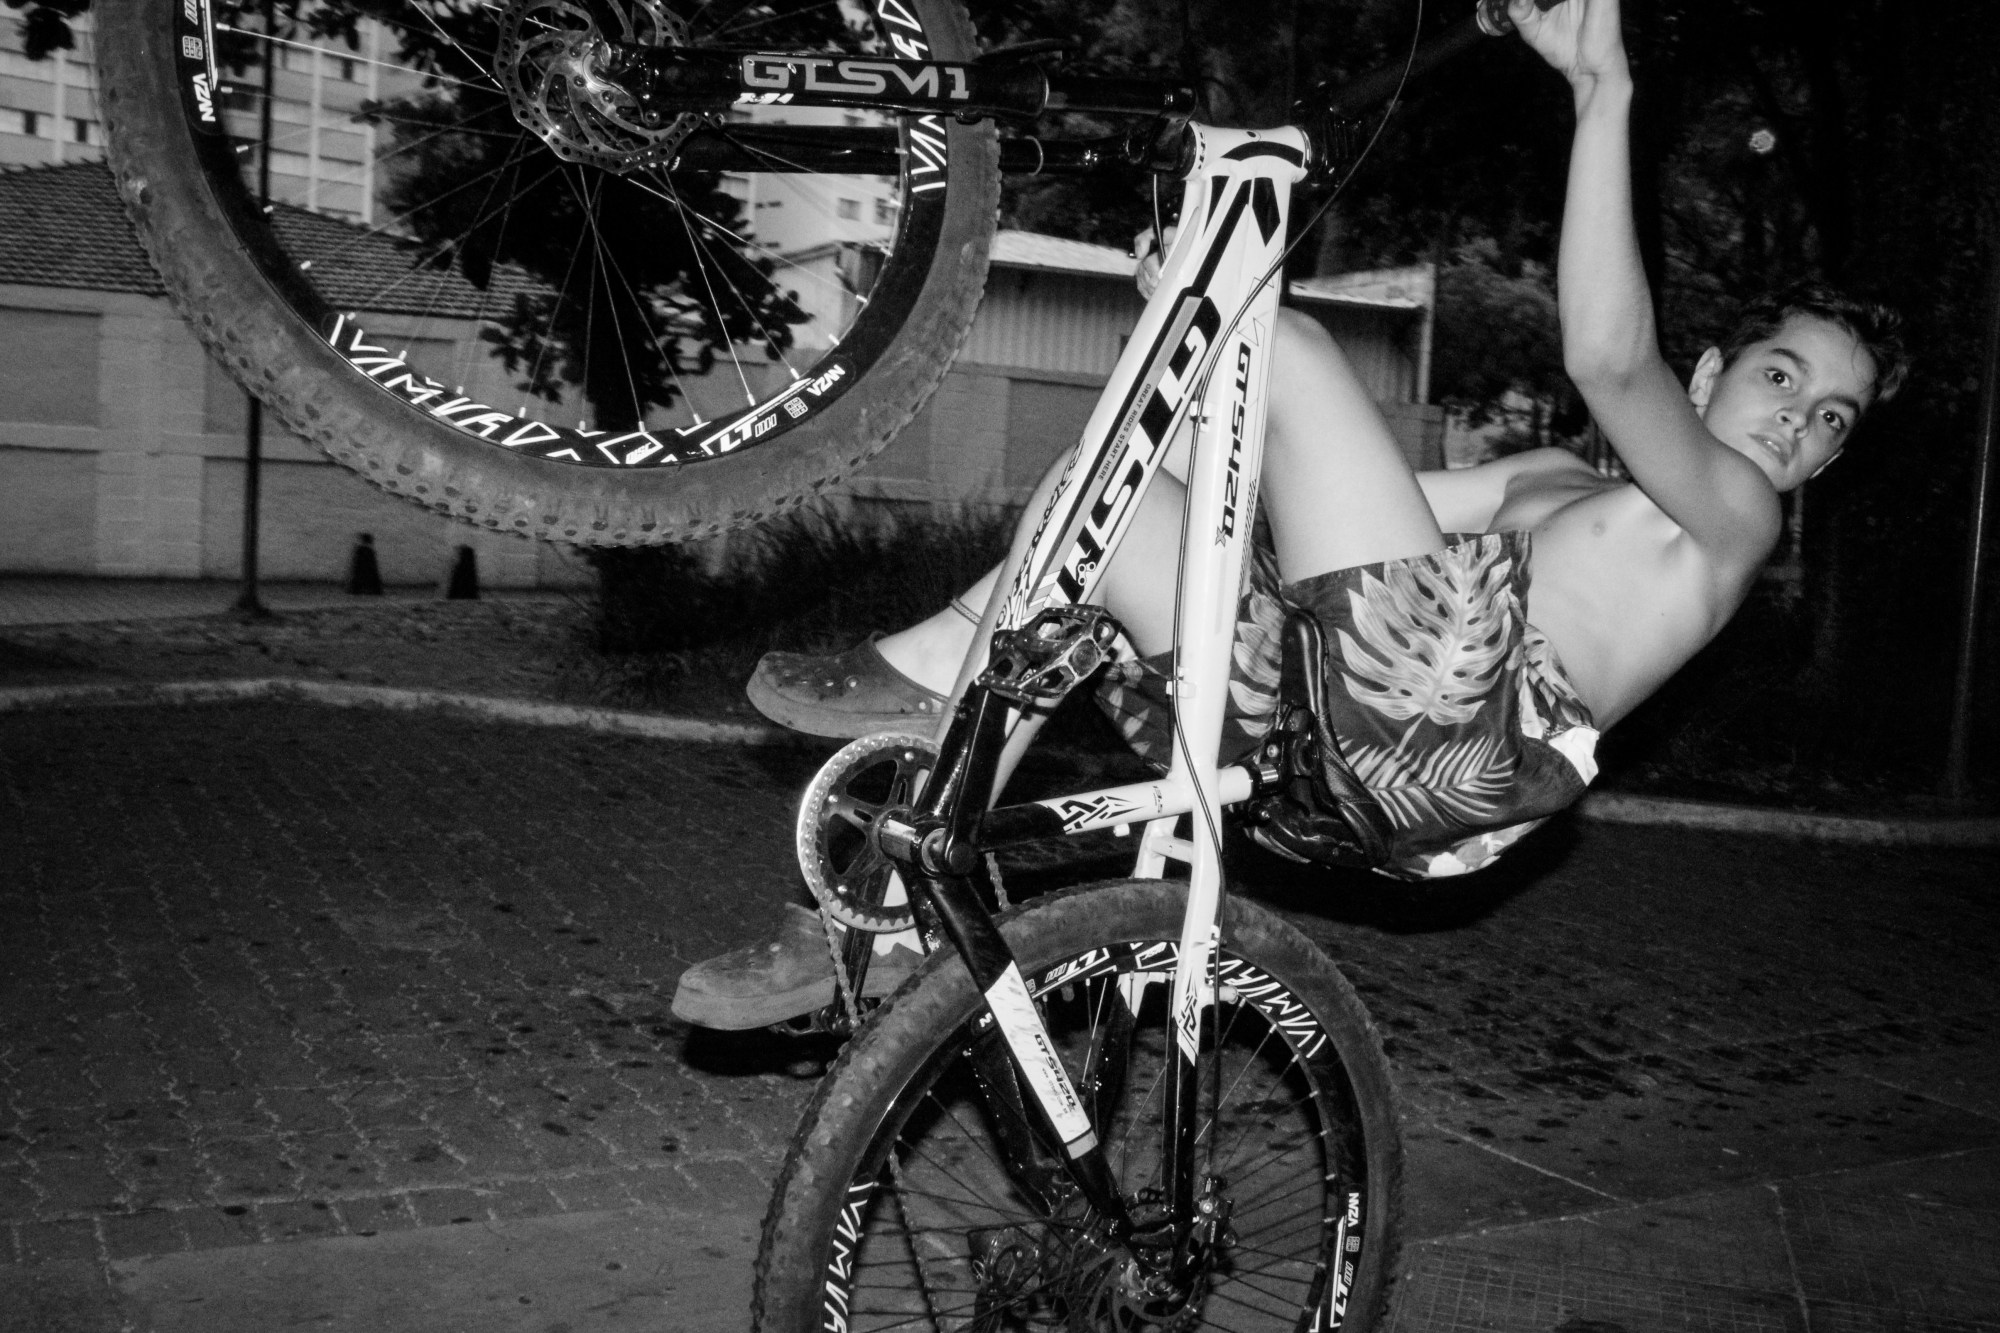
xmin=1262 ymin=309 xmax=1444 ymax=579
xmin=745 ymin=420 xmax=1190 ymax=735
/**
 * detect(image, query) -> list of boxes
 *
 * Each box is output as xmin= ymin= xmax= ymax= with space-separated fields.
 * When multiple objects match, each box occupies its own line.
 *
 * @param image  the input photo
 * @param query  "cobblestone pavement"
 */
xmin=1 ymin=698 xmax=1997 ymax=1331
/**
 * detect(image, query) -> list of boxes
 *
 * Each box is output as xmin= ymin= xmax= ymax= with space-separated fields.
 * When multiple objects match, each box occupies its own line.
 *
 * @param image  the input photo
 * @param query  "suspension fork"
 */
xmin=888 ymin=684 xmax=1137 ymax=1236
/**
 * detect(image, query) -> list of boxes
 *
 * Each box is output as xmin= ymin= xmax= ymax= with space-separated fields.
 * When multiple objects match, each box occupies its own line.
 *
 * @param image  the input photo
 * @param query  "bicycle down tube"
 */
xmin=883 ymin=123 xmax=1311 ymax=1237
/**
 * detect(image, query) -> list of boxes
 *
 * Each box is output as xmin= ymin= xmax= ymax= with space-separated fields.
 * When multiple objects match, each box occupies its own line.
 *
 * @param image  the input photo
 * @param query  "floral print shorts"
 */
xmin=1094 ymin=529 xmax=1601 ymax=880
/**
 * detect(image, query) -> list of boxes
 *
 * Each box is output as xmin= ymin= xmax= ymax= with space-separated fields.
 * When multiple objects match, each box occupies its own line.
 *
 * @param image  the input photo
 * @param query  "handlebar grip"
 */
xmin=1475 ymin=0 xmax=1568 ymax=38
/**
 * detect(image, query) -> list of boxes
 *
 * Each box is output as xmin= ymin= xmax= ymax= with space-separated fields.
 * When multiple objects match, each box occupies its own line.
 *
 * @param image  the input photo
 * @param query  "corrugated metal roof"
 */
xmin=0 ymin=160 xmax=545 ymax=317
xmin=990 ymin=230 xmax=1136 ymax=278
xmin=987 ymin=233 xmax=1434 ymax=318
xmin=1289 ymin=264 xmax=1433 ymax=312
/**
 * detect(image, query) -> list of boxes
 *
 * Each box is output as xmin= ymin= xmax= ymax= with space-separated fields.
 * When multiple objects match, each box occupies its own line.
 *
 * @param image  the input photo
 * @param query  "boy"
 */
xmin=674 ymin=0 xmax=1905 ymax=1028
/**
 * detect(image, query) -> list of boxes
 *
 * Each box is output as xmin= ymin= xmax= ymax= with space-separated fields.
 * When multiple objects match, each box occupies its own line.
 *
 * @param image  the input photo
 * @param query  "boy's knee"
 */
xmin=1274 ymin=307 xmax=1341 ymax=367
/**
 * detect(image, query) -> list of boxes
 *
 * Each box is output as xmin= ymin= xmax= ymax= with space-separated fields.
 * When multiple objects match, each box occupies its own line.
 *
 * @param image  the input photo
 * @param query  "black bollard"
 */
xmin=443 ymin=544 xmax=480 ymax=600
xmin=347 ymin=533 xmax=384 ymax=596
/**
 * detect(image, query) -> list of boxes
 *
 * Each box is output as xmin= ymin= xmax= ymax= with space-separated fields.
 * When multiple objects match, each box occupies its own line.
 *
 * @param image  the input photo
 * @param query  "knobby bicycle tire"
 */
xmin=754 ymin=879 xmax=1403 ymax=1332
xmin=95 ymin=0 xmax=1000 ymax=546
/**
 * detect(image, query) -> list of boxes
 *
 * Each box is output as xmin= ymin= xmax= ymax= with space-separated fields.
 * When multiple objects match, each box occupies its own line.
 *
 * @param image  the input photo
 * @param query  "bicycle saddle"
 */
xmin=1245 ymin=611 xmax=1396 ymax=870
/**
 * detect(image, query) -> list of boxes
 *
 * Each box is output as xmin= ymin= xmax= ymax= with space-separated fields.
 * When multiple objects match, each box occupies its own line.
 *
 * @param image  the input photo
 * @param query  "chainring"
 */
xmin=795 ymin=732 xmax=939 ymax=934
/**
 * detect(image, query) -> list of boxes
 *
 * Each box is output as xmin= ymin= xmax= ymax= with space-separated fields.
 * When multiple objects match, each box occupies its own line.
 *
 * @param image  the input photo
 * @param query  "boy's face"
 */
xmin=1690 ymin=314 xmax=1878 ymax=493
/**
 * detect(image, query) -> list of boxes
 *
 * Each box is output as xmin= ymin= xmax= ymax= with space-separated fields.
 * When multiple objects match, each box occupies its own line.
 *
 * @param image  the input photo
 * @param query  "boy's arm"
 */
xmin=1416 ymin=448 xmax=1597 ymax=532
xmin=1517 ymin=0 xmax=1780 ymax=562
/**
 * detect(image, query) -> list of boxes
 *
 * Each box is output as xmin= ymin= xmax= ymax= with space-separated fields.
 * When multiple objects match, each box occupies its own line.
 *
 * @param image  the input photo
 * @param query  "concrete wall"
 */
xmin=0 ymin=283 xmax=592 ymax=587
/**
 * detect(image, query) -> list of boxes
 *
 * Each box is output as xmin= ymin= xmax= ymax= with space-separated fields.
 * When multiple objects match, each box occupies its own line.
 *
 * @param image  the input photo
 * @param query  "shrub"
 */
xmin=585 ymin=506 xmax=1016 ymax=658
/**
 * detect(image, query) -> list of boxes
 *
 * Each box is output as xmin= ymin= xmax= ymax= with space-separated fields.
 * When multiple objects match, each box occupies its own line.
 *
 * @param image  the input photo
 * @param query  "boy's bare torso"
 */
xmin=1420 ymin=449 xmax=1768 ymax=729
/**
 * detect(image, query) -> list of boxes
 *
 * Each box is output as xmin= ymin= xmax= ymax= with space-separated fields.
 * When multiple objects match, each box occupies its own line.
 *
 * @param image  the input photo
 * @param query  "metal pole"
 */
xmin=233 ymin=0 xmax=278 ymax=619
xmin=1944 ymin=233 xmax=2000 ymax=802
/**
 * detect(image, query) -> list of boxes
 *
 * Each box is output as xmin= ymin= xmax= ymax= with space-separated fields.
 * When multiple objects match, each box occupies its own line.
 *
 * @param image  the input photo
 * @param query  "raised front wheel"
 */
xmin=95 ymin=0 xmax=999 ymax=545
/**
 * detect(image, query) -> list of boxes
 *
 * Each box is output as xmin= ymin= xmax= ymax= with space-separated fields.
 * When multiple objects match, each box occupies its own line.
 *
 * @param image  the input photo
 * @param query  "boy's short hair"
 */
xmin=1720 ymin=279 xmax=1909 ymax=404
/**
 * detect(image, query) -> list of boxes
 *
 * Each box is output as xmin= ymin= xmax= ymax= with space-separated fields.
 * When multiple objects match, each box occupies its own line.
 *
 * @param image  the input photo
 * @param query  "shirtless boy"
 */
xmin=673 ymin=0 xmax=1906 ymax=1029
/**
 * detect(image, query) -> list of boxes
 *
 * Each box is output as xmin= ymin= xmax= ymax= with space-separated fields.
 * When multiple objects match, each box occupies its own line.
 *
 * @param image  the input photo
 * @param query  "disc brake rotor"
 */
xmin=496 ymin=0 xmax=700 ymax=173
xmin=796 ymin=733 xmax=939 ymax=933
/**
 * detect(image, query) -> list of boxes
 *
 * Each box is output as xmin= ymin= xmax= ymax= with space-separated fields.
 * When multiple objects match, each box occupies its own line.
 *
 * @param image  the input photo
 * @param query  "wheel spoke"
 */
xmin=770 ymin=892 xmax=1388 ymax=1331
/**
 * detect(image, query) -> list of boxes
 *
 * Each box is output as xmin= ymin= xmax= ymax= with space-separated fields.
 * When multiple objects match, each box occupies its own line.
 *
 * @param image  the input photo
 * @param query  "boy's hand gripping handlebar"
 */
xmin=1476 ymin=0 xmax=1570 ymax=38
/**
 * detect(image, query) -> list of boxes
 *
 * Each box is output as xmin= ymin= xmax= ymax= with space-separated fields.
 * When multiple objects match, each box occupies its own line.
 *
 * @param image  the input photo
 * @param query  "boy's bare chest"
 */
xmin=1502 ymin=482 xmax=1740 ymax=725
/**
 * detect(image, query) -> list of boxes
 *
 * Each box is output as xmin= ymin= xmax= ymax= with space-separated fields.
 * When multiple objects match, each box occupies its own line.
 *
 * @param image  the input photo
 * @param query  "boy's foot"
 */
xmin=747 ymin=635 xmax=948 ymax=738
xmin=669 ymin=903 xmax=924 ymax=1030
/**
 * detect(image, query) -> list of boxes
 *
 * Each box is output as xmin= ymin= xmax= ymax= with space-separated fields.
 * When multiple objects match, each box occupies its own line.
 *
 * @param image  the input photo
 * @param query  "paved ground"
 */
xmin=1 ymin=696 xmax=1995 ymax=1332
xmin=1 ymin=581 xmax=1997 ymax=1332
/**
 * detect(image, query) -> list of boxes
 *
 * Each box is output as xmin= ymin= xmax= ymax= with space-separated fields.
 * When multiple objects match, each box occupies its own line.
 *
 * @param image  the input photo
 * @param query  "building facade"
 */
xmin=1 ymin=12 xmax=1439 ymax=585
xmin=0 ymin=161 xmax=587 ymax=587
xmin=0 ymin=162 xmax=1440 ymax=584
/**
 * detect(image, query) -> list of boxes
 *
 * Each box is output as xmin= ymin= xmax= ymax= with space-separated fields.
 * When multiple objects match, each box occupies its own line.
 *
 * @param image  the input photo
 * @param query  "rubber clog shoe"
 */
xmin=746 ymin=635 xmax=948 ymax=739
xmin=669 ymin=903 xmax=923 ymax=1031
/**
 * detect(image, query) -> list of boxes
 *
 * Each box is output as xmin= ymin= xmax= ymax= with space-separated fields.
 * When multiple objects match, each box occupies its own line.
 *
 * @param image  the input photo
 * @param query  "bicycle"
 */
xmin=98 ymin=1 xmax=1556 ymax=1326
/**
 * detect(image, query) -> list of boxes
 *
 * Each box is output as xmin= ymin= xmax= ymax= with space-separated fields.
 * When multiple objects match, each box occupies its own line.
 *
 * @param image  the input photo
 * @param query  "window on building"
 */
xmin=836 ymin=197 xmax=860 ymax=220
xmin=13 ymin=110 xmax=40 ymax=138
xmin=874 ymin=197 xmax=897 ymax=225
xmin=0 ymin=308 xmax=102 ymax=426
xmin=337 ymin=57 xmax=358 ymax=81
xmin=71 ymin=118 xmax=94 ymax=145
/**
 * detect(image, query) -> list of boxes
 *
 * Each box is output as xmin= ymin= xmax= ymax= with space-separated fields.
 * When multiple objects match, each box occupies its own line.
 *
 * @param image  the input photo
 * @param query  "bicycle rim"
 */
xmin=758 ymin=881 xmax=1400 ymax=1332
xmin=97 ymin=0 xmax=997 ymax=543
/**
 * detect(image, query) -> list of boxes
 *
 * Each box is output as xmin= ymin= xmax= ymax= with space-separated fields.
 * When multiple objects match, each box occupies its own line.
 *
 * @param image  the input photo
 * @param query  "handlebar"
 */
xmin=1311 ymin=0 xmax=1568 ymax=123
xmin=638 ymin=1 xmax=1572 ymax=180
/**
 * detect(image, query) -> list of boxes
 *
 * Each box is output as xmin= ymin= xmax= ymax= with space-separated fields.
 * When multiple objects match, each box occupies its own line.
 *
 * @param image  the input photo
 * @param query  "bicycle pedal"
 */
xmin=980 ymin=605 xmax=1124 ymax=706
xmin=766 ymin=1002 xmax=859 ymax=1039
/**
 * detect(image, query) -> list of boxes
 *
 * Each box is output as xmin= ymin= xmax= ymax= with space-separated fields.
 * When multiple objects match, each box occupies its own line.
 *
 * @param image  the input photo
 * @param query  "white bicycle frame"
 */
xmin=810 ymin=115 xmax=1347 ymax=1318
xmin=974 ymin=122 xmax=1309 ymax=1073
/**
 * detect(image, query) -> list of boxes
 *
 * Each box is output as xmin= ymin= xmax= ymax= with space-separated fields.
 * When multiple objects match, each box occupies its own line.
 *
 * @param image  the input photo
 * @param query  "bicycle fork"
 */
xmin=878 ymin=645 xmax=1138 ymax=1236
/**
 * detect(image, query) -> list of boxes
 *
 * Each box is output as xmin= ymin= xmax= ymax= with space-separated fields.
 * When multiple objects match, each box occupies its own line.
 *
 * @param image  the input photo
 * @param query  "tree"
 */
xmin=320 ymin=0 xmax=808 ymax=430
xmin=1431 ymin=240 xmax=1579 ymax=454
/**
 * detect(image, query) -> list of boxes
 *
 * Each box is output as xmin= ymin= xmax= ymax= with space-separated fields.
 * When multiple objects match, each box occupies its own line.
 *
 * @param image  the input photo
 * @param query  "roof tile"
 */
xmin=0 ymin=159 xmax=546 ymax=318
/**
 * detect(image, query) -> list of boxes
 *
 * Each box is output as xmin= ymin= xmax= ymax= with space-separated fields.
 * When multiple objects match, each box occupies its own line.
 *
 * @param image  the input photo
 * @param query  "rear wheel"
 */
xmin=754 ymin=879 xmax=1403 ymax=1331
xmin=95 ymin=0 xmax=999 ymax=545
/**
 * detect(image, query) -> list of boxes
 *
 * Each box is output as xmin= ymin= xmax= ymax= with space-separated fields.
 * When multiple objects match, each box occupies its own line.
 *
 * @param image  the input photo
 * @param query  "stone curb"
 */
xmin=0 ymin=677 xmax=807 ymax=749
xmin=5 ymin=678 xmax=1996 ymax=847
xmin=1573 ymin=791 xmax=2000 ymax=847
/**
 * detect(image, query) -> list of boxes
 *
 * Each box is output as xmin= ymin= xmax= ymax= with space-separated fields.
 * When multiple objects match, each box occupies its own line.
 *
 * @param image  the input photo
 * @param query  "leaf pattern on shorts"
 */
xmin=1343 ymin=731 xmax=1519 ymax=831
xmin=1519 ymin=622 xmax=1592 ymax=735
xmin=1337 ymin=539 xmax=1517 ymax=726
xmin=1226 ymin=582 xmax=1287 ymax=729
